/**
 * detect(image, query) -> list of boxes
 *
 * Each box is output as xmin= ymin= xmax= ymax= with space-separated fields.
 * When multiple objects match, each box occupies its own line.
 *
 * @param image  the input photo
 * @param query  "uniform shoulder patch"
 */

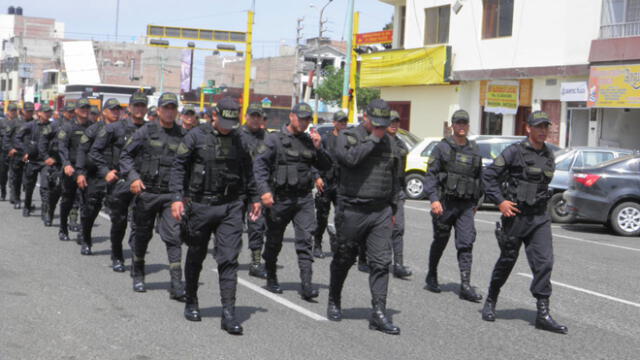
xmin=345 ymin=133 xmax=358 ymax=146
xmin=256 ymin=143 xmax=268 ymax=154
xmin=57 ymin=130 xmax=66 ymax=139
xmin=177 ymin=142 xmax=189 ymax=155
xmin=494 ymin=155 xmax=506 ymax=167
xmin=97 ymin=127 xmax=107 ymax=138
xmin=80 ymin=134 xmax=90 ymax=144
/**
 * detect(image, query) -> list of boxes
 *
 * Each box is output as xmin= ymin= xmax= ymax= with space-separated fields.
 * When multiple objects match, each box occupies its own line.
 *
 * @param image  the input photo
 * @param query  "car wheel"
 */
xmin=609 ymin=202 xmax=640 ymax=237
xmin=548 ymin=192 xmax=574 ymax=223
xmin=405 ymin=173 xmax=426 ymax=200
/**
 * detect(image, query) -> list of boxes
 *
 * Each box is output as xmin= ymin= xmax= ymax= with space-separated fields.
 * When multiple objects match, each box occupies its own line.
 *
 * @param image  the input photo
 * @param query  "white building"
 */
xmin=377 ymin=0 xmax=605 ymax=147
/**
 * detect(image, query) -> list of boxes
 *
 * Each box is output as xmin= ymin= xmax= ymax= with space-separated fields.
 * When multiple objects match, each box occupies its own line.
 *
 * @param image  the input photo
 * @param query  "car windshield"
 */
xmin=477 ymin=140 xmax=520 ymax=159
xmin=397 ymin=129 xmax=422 ymax=150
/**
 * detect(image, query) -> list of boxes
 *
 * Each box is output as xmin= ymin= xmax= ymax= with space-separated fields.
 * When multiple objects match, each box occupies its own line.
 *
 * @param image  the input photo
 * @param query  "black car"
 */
xmin=564 ymin=154 xmax=640 ymax=236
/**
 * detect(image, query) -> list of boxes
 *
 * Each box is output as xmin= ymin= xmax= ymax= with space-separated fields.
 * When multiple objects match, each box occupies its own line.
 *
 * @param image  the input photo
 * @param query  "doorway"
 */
xmin=388 ymin=101 xmax=411 ymax=131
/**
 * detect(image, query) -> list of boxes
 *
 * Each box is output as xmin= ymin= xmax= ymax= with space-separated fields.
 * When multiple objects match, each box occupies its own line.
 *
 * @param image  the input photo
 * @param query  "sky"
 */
xmin=11 ymin=0 xmax=394 ymax=85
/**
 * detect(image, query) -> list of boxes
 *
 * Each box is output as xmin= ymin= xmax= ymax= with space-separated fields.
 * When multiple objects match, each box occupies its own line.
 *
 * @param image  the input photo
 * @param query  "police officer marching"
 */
xmin=327 ymin=99 xmax=400 ymax=335
xmin=119 ymin=92 xmax=187 ymax=301
xmin=38 ymin=106 xmax=63 ymax=227
xmin=170 ymin=97 xmax=260 ymax=334
xmin=4 ymin=102 xmax=35 ymax=209
xmin=253 ymin=102 xmax=331 ymax=300
xmin=424 ymin=110 xmax=483 ymax=302
xmin=90 ymin=93 xmax=148 ymax=271
xmin=481 ymin=110 xmax=568 ymax=334
xmin=238 ymin=103 xmax=269 ymax=279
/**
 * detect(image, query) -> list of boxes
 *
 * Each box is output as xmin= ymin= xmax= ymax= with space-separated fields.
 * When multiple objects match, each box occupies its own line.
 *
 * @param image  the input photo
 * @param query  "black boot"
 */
xmin=22 ymin=206 xmax=30 ymax=217
xmin=69 ymin=208 xmax=79 ymax=232
xmin=265 ymin=262 xmax=283 ymax=294
xmin=425 ymin=271 xmax=441 ymax=293
xmin=112 ymin=258 xmax=125 ymax=273
xmin=248 ymin=249 xmax=267 ymax=279
xmin=357 ymin=259 xmax=370 ymax=273
xmin=482 ymin=297 xmax=497 ymax=322
xmin=14 ymin=201 xmax=21 ymax=209
xmin=392 ymin=263 xmax=412 ymax=279
xmin=535 ymin=298 xmax=568 ymax=334
xmin=80 ymin=243 xmax=92 ymax=255
xmin=300 ymin=269 xmax=319 ymax=301
xmin=184 ymin=296 xmax=201 ymax=322
xmin=169 ymin=265 xmax=187 ymax=302
xmin=131 ymin=260 xmax=146 ymax=292
xmin=369 ymin=299 xmax=400 ymax=335
xmin=58 ymin=229 xmax=70 ymax=241
xmin=327 ymin=297 xmax=342 ymax=321
xmin=459 ymin=271 xmax=482 ymax=302
xmin=221 ymin=305 xmax=243 ymax=335
xmin=312 ymin=238 xmax=324 ymax=259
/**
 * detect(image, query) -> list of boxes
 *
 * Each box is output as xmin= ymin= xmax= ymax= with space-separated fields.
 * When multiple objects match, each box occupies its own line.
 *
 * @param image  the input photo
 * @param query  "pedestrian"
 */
xmin=327 ymin=99 xmax=400 ymax=335
xmin=423 ymin=110 xmax=483 ymax=301
xmin=481 ymin=110 xmax=568 ymax=334
xmin=91 ymin=92 xmax=148 ymax=271
xmin=170 ymin=96 xmax=260 ymax=334
xmin=253 ymin=102 xmax=331 ymax=300
xmin=119 ymin=92 xmax=187 ymax=301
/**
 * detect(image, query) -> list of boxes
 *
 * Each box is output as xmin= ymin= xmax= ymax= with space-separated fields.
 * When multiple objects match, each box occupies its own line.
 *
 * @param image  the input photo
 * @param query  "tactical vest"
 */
xmin=438 ymin=138 xmax=482 ymax=200
xmin=505 ymin=142 xmax=555 ymax=207
xmin=339 ymin=129 xmax=394 ymax=200
xmin=322 ymin=134 xmax=340 ymax=183
xmin=271 ymin=132 xmax=316 ymax=193
xmin=139 ymin=123 xmax=185 ymax=193
xmin=83 ymin=122 xmax=105 ymax=175
xmin=68 ymin=121 xmax=89 ymax=165
xmin=189 ymin=127 xmax=242 ymax=197
xmin=44 ymin=125 xmax=60 ymax=163
xmin=107 ymin=120 xmax=140 ymax=171
xmin=240 ymin=126 xmax=265 ymax=159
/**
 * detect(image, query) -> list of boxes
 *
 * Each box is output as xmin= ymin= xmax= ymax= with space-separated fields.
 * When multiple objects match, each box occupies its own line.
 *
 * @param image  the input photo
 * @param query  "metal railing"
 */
xmin=600 ymin=21 xmax=640 ymax=38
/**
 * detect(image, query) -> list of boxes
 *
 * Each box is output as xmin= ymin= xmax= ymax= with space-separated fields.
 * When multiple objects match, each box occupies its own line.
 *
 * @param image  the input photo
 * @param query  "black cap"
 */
xmin=23 ymin=102 xmax=35 ymax=111
xmin=64 ymin=102 xmax=76 ymax=112
xmin=181 ymin=104 xmax=196 ymax=115
xmin=39 ymin=104 xmax=52 ymax=112
xmin=103 ymin=98 xmax=121 ymax=110
xmin=292 ymin=102 xmax=313 ymax=119
xmin=528 ymin=111 xmax=552 ymax=126
xmin=247 ymin=103 xmax=264 ymax=116
xmin=147 ymin=106 xmax=158 ymax=116
xmin=451 ymin=109 xmax=470 ymax=124
xmin=7 ymin=103 xmax=17 ymax=111
xmin=77 ymin=98 xmax=91 ymax=108
xmin=390 ymin=110 xmax=400 ymax=122
xmin=366 ymin=99 xmax=391 ymax=127
xmin=215 ymin=97 xmax=241 ymax=130
xmin=158 ymin=92 xmax=179 ymax=107
xmin=333 ymin=110 xmax=348 ymax=122
xmin=90 ymin=105 xmax=99 ymax=114
xmin=130 ymin=91 xmax=149 ymax=105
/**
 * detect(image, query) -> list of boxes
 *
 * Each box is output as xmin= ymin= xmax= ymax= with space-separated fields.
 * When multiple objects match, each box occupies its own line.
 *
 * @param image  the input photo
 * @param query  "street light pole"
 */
xmin=313 ymin=0 xmax=332 ymax=124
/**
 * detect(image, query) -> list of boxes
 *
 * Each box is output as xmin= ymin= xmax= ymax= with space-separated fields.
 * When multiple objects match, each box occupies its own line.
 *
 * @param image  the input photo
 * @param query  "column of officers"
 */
xmin=0 ymin=94 xmax=568 ymax=336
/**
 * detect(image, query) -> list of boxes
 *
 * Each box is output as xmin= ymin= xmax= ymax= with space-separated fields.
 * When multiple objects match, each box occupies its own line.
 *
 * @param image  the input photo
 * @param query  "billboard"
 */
xmin=588 ymin=64 xmax=640 ymax=108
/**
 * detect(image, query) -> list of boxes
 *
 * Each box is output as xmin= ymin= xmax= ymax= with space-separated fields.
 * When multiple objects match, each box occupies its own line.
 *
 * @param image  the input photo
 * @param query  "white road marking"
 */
xmin=517 ymin=273 xmax=640 ymax=308
xmin=213 ymin=269 xmax=328 ymax=321
xmin=404 ymin=205 xmax=640 ymax=252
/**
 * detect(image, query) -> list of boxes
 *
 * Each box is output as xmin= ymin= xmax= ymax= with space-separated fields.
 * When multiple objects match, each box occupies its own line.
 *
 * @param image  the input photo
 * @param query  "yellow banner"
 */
xmin=588 ymin=64 xmax=640 ymax=108
xmin=360 ymin=46 xmax=450 ymax=88
xmin=485 ymin=81 xmax=519 ymax=115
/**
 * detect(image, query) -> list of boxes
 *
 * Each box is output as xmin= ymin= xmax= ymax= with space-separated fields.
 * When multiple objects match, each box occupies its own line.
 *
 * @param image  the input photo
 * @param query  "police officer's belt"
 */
xmin=192 ymin=194 xmax=236 ymax=205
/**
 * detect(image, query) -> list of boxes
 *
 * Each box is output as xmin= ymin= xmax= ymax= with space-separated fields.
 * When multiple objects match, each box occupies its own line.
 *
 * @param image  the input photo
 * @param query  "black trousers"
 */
xmin=0 ymin=153 xmax=8 ymax=196
xmin=262 ymin=193 xmax=315 ymax=274
xmin=59 ymin=173 xmax=83 ymax=232
xmin=132 ymin=192 xmax=182 ymax=266
xmin=488 ymin=213 xmax=554 ymax=300
xmin=105 ymin=180 xmax=135 ymax=261
xmin=39 ymin=165 xmax=61 ymax=219
xmin=22 ymin=162 xmax=41 ymax=209
xmin=246 ymin=202 xmax=266 ymax=251
xmin=314 ymin=185 xmax=337 ymax=245
xmin=330 ymin=199 xmax=393 ymax=304
xmin=391 ymin=198 xmax=405 ymax=265
xmin=184 ymin=200 xmax=244 ymax=305
xmin=428 ymin=198 xmax=477 ymax=274
xmin=80 ymin=175 xmax=106 ymax=246
xmin=8 ymin=157 xmax=24 ymax=204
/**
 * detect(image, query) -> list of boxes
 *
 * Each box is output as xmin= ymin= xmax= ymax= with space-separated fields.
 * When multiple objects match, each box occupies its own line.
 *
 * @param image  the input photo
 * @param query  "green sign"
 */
xmin=207 ymin=80 xmax=216 ymax=87
xmin=203 ymin=87 xmax=220 ymax=94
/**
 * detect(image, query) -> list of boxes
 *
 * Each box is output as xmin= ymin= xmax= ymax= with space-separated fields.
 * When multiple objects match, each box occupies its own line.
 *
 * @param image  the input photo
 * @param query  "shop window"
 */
xmin=424 ymin=5 xmax=450 ymax=45
xmin=482 ymin=0 xmax=514 ymax=39
xmin=1 ymin=79 xmax=5 ymax=91
xmin=481 ymin=109 xmax=503 ymax=135
xmin=8 ymin=79 xmax=12 ymax=91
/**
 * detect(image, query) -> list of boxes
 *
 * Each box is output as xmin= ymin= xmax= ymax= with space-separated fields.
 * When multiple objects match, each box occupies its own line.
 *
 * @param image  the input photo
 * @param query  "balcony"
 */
xmin=600 ymin=21 xmax=640 ymax=38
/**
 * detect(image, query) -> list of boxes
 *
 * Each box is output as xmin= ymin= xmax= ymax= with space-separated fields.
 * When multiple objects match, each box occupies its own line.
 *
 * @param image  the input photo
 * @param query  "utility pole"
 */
xmin=115 ymin=0 xmax=120 ymax=42
xmin=313 ymin=0 xmax=333 ymax=124
xmin=293 ymin=17 xmax=304 ymax=106
xmin=342 ymin=0 xmax=355 ymax=117
xmin=242 ymin=2 xmax=255 ymax=121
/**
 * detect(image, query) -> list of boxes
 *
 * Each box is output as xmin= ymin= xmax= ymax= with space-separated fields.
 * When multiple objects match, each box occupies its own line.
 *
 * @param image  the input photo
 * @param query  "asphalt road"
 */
xmin=2 ymin=195 xmax=640 ymax=360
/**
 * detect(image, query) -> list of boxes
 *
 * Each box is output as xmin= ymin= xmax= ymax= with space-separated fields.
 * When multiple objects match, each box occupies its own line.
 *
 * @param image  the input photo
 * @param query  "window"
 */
xmin=555 ymin=151 xmax=575 ymax=171
xmin=424 ymin=5 xmax=450 ymax=45
xmin=1 ymin=79 xmax=5 ymax=91
xmin=573 ymin=151 xmax=615 ymax=168
xmin=482 ymin=0 xmax=514 ymax=39
xmin=8 ymin=79 xmax=12 ymax=91
xmin=600 ymin=0 xmax=640 ymax=37
xmin=421 ymin=141 xmax=438 ymax=157
xmin=481 ymin=110 xmax=503 ymax=135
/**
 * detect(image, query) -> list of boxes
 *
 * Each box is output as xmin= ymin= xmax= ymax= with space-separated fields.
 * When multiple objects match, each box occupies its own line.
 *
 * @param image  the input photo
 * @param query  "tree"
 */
xmin=315 ymin=66 xmax=380 ymax=110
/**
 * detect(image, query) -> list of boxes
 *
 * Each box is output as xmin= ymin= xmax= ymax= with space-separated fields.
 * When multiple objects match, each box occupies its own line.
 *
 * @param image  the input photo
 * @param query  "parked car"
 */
xmin=402 ymin=135 xmax=559 ymax=200
xmin=548 ymin=147 xmax=634 ymax=223
xmin=564 ymin=154 xmax=640 ymax=236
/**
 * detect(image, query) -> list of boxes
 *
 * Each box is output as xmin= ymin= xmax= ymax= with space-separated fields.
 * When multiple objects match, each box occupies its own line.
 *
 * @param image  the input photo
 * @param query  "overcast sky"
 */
xmin=10 ymin=0 xmax=393 ymax=84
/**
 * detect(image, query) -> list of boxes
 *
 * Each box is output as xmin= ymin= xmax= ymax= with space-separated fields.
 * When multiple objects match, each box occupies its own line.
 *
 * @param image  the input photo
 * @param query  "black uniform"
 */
xmin=482 ymin=135 xmax=567 ymax=334
xmin=38 ymin=121 xmax=63 ymax=226
xmin=328 ymin=121 xmax=400 ymax=333
xmin=75 ymin=121 xmax=107 ymax=254
xmin=3 ymin=115 xmax=32 ymax=206
xmin=170 ymin=122 xmax=258 ymax=331
xmin=389 ymin=133 xmax=411 ymax=277
xmin=312 ymin=131 xmax=340 ymax=256
xmin=57 ymin=118 xmax=92 ymax=239
xmin=14 ymin=119 xmax=49 ymax=213
xmin=253 ymin=126 xmax=331 ymax=298
xmin=120 ymin=121 xmax=186 ymax=298
xmin=0 ymin=117 xmax=8 ymax=199
xmin=91 ymin=118 xmax=144 ymax=267
xmin=424 ymin=136 xmax=483 ymax=300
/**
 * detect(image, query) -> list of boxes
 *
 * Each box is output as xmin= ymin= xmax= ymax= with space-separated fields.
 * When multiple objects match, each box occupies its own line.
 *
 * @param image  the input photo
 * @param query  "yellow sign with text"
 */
xmin=485 ymin=81 xmax=519 ymax=115
xmin=588 ymin=64 xmax=640 ymax=108
xmin=359 ymin=46 xmax=450 ymax=88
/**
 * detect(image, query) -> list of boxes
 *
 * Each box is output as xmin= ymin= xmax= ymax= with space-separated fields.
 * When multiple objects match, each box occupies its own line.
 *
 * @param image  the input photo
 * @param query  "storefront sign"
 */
xmin=485 ymin=81 xmax=519 ymax=115
xmin=588 ymin=64 xmax=640 ymax=108
xmin=356 ymin=30 xmax=393 ymax=45
xmin=560 ymin=81 xmax=588 ymax=102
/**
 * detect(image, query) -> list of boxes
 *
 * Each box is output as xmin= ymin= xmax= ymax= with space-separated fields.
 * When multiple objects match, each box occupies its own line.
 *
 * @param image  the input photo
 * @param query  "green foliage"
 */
xmin=315 ymin=66 xmax=381 ymax=109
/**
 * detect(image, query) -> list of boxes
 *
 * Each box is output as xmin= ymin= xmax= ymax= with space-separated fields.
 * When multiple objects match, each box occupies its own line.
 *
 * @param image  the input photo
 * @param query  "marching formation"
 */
xmin=0 ymin=93 xmax=567 ymax=336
